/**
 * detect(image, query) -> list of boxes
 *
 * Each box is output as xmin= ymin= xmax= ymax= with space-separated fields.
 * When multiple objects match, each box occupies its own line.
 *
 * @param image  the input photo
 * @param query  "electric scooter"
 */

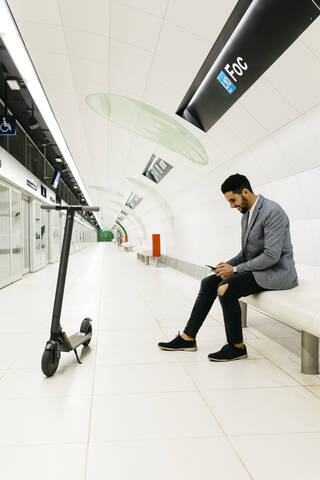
xmin=40 ymin=204 xmax=100 ymax=377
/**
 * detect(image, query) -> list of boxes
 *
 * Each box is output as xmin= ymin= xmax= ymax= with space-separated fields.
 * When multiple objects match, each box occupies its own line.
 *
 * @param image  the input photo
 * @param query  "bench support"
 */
xmin=301 ymin=331 xmax=319 ymax=374
xmin=240 ymin=301 xmax=247 ymax=328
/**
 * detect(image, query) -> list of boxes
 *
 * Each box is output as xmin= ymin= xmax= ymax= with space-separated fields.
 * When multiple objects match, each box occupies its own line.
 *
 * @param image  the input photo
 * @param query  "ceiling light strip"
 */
xmin=0 ymin=0 xmax=102 ymax=228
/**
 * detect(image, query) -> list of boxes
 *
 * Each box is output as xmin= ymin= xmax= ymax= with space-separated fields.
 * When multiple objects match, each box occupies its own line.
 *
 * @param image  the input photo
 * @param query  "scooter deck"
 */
xmin=68 ymin=332 xmax=92 ymax=349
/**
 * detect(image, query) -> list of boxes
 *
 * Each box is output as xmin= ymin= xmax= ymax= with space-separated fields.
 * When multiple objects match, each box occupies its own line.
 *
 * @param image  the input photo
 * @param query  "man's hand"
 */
xmin=215 ymin=262 xmax=234 ymax=280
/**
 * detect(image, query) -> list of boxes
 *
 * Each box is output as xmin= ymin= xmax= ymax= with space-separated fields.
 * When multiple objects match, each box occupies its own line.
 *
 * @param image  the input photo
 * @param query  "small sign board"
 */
xmin=26 ymin=179 xmax=37 ymax=191
xmin=142 ymin=154 xmax=173 ymax=184
xmin=0 ymin=115 xmax=16 ymax=135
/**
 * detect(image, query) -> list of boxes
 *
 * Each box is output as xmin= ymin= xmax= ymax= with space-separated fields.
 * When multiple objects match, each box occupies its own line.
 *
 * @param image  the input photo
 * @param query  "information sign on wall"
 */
xmin=0 ymin=115 xmax=16 ymax=135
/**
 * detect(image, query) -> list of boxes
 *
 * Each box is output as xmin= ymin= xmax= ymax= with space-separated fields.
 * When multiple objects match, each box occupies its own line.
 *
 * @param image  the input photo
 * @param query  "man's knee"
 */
xmin=201 ymin=274 xmax=218 ymax=290
xmin=218 ymin=283 xmax=229 ymax=296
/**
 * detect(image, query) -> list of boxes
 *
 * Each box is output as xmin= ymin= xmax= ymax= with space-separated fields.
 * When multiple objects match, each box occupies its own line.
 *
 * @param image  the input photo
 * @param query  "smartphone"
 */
xmin=205 ymin=264 xmax=217 ymax=270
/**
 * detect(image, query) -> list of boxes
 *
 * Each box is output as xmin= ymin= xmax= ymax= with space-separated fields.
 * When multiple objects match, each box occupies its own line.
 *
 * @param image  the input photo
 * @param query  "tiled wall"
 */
xmin=145 ymin=103 xmax=320 ymax=282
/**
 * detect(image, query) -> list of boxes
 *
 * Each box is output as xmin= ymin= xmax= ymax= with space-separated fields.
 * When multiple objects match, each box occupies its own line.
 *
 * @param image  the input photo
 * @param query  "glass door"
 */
xmin=22 ymin=195 xmax=30 ymax=274
xmin=0 ymin=183 xmax=10 ymax=288
xmin=40 ymin=207 xmax=48 ymax=266
xmin=31 ymin=200 xmax=41 ymax=271
xmin=10 ymin=189 xmax=22 ymax=279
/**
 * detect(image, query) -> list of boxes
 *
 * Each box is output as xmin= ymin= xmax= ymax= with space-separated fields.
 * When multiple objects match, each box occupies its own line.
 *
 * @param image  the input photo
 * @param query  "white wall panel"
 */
xmin=241 ymin=77 xmax=299 ymax=133
xmin=264 ymin=41 xmax=320 ymax=113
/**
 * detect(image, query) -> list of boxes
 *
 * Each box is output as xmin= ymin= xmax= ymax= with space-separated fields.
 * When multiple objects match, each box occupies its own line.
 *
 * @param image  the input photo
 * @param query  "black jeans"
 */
xmin=184 ymin=272 xmax=267 ymax=344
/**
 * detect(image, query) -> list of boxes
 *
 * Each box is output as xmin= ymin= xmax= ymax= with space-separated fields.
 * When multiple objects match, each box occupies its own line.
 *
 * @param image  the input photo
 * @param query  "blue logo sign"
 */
xmin=217 ymin=71 xmax=237 ymax=95
xmin=0 ymin=115 xmax=16 ymax=135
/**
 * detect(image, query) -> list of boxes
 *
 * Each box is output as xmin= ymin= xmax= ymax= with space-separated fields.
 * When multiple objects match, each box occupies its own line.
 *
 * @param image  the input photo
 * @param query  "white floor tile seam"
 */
xmin=244 ymin=339 xmax=311 ymax=385
xmin=97 ymin=327 xmax=163 ymax=332
xmin=0 ymin=360 xmax=16 ymax=382
xmin=0 ymin=440 xmax=88 ymax=448
xmin=90 ymin=388 xmax=200 ymax=397
xmin=196 ymin=387 xmax=255 ymax=480
xmin=159 ymin=340 xmax=255 ymax=480
xmin=84 ymin=251 xmax=105 ymax=480
xmin=199 ymin=384 xmax=309 ymax=393
xmin=126 ymin=277 xmax=165 ymax=328
xmin=86 ymin=434 xmax=228 ymax=444
xmin=227 ymin=429 xmax=320 ymax=438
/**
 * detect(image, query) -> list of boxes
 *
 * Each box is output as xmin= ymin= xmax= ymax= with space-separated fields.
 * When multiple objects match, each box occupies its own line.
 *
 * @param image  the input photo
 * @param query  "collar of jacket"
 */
xmin=242 ymin=195 xmax=265 ymax=248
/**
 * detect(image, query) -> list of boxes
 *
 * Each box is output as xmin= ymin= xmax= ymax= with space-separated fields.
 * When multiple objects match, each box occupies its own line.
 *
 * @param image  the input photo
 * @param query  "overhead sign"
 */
xmin=26 ymin=179 xmax=37 ymax=191
xmin=0 ymin=115 xmax=16 ymax=135
xmin=177 ymin=0 xmax=320 ymax=132
xmin=142 ymin=154 xmax=173 ymax=184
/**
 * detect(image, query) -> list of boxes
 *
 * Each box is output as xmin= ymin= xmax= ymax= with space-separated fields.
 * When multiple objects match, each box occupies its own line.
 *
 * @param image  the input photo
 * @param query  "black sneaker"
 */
xmin=208 ymin=344 xmax=247 ymax=362
xmin=158 ymin=332 xmax=197 ymax=351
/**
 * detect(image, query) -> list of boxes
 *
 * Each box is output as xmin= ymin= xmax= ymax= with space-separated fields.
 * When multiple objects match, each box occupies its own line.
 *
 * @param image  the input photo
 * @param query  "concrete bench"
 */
xmin=136 ymin=249 xmax=161 ymax=266
xmin=240 ymin=279 xmax=320 ymax=374
xmin=121 ymin=242 xmax=134 ymax=252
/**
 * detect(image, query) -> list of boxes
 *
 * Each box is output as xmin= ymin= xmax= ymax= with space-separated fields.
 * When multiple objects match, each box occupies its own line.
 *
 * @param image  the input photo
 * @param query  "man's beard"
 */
xmin=239 ymin=195 xmax=249 ymax=214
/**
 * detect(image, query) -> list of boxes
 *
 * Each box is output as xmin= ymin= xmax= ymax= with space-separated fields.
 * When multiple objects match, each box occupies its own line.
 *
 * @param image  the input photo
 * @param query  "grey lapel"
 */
xmin=241 ymin=212 xmax=249 ymax=248
xmin=243 ymin=195 xmax=264 ymax=247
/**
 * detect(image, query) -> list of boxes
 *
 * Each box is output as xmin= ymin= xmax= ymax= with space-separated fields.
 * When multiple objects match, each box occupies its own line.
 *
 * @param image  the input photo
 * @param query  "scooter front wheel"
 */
xmin=41 ymin=342 xmax=60 ymax=377
xmin=80 ymin=318 xmax=92 ymax=347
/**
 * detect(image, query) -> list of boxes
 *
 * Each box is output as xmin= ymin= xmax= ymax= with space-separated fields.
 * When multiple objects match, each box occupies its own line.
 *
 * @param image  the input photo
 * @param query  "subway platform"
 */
xmin=1 ymin=243 xmax=320 ymax=479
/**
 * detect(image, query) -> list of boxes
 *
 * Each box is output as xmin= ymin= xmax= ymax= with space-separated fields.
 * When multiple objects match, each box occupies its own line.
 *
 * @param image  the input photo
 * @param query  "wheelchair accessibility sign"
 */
xmin=0 ymin=116 xmax=16 ymax=135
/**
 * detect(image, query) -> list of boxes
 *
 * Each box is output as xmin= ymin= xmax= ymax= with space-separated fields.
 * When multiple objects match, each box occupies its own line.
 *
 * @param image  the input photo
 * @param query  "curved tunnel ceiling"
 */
xmin=5 ymin=0 xmax=320 ymax=232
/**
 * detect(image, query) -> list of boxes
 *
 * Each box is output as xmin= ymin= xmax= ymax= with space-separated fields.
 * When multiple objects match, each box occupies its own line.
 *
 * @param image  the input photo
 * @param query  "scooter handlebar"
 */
xmin=41 ymin=205 xmax=100 ymax=212
xmin=81 ymin=206 xmax=100 ymax=212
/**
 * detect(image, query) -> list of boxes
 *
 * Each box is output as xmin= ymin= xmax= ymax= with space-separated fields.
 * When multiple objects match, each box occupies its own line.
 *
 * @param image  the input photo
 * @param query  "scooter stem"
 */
xmin=50 ymin=209 xmax=75 ymax=338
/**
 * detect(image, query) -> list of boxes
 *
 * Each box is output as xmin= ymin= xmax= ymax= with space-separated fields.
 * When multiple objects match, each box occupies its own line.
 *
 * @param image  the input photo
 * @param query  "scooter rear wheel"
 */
xmin=80 ymin=318 xmax=92 ymax=347
xmin=41 ymin=347 xmax=60 ymax=377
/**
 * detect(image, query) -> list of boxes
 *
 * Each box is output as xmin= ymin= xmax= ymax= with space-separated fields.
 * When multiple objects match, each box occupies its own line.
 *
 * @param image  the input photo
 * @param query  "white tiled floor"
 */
xmin=1 ymin=243 xmax=320 ymax=479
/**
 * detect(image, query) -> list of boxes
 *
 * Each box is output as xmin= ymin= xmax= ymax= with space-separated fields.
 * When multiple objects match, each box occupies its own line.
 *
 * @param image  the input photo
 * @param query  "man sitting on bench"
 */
xmin=158 ymin=174 xmax=298 ymax=362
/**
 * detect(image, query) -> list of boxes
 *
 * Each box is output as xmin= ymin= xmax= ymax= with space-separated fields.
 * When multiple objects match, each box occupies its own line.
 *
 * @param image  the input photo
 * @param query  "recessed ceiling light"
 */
xmin=6 ymin=77 xmax=20 ymax=90
xmin=125 ymin=192 xmax=143 ymax=209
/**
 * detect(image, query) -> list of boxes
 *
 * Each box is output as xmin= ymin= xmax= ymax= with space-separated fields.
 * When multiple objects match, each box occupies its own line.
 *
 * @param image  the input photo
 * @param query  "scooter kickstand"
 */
xmin=74 ymin=349 xmax=82 ymax=364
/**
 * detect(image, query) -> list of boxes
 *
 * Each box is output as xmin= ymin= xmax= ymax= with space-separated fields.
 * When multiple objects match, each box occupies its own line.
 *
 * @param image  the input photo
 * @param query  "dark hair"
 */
xmin=221 ymin=174 xmax=253 ymax=194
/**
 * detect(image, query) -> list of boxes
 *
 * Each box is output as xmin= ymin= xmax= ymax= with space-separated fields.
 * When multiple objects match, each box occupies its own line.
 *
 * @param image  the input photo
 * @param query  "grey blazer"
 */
xmin=227 ymin=195 xmax=298 ymax=290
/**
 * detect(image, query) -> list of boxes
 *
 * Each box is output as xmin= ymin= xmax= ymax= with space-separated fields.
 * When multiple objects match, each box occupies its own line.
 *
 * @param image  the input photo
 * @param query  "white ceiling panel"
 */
xmin=15 ymin=21 xmax=66 ymax=55
xmin=148 ymin=56 xmax=195 ymax=94
xmin=108 ymin=68 xmax=146 ymax=97
xmin=109 ymin=39 xmax=153 ymax=79
xmin=143 ymin=81 xmax=183 ymax=113
xmin=200 ymin=135 xmax=227 ymax=168
xmin=6 ymin=1 xmax=320 ymax=230
xmin=70 ymin=57 xmax=108 ymax=93
xmin=110 ymin=1 xmax=162 ymax=52
xmin=29 ymin=52 xmax=73 ymax=80
xmin=221 ymin=102 xmax=268 ymax=148
xmin=264 ymin=40 xmax=320 ymax=113
xmin=272 ymin=115 xmax=320 ymax=174
xmin=165 ymin=0 xmax=237 ymax=42
xmin=58 ymin=0 xmax=110 ymax=35
xmin=7 ymin=0 xmax=61 ymax=24
xmin=300 ymin=18 xmax=320 ymax=59
xmin=157 ymin=20 xmax=211 ymax=72
xmin=115 ymin=0 xmax=168 ymax=18
xmin=64 ymin=28 xmax=108 ymax=64
xmin=240 ymin=77 xmax=299 ymax=133
xmin=207 ymin=121 xmax=246 ymax=159
xmin=40 ymin=74 xmax=75 ymax=99
xmin=302 ymin=105 xmax=320 ymax=149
